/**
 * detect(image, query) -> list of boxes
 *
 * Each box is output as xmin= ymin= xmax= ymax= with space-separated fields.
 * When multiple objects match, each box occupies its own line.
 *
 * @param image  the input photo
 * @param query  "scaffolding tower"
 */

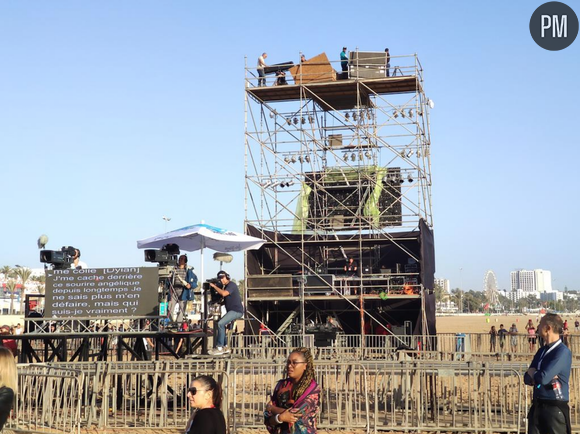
xmin=243 ymin=51 xmax=436 ymax=346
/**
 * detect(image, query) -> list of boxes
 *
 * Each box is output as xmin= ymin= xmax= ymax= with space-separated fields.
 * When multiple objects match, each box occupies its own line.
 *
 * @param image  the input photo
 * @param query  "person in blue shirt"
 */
xmin=168 ymin=254 xmax=197 ymax=323
xmin=524 ymin=313 xmax=572 ymax=434
xmin=208 ymin=271 xmax=244 ymax=356
xmin=340 ymin=47 xmax=348 ymax=73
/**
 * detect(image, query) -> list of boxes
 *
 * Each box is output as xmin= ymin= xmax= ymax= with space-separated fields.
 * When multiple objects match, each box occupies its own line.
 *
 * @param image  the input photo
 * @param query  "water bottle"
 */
xmin=551 ymin=378 xmax=563 ymax=400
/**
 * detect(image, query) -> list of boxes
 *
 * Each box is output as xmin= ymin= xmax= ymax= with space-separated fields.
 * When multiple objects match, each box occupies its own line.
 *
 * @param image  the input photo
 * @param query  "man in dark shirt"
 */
xmin=498 ymin=324 xmax=508 ymax=351
xmin=208 ymin=271 xmax=243 ymax=356
xmin=524 ymin=313 xmax=572 ymax=434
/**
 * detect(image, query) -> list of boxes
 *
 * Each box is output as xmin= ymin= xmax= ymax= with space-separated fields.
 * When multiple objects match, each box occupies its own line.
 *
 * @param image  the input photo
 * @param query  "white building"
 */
xmin=434 ymin=278 xmax=451 ymax=293
xmin=535 ymin=269 xmax=552 ymax=292
xmin=511 ymin=270 xmax=536 ymax=292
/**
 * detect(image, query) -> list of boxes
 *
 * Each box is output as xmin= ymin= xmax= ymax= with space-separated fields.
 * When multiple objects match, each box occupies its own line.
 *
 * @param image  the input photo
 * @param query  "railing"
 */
xmin=8 ymin=358 xmax=580 ymax=433
xmin=245 ymin=52 xmax=422 ymax=88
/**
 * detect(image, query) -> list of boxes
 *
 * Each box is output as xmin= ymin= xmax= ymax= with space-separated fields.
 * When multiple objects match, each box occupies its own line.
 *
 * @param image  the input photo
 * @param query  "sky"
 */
xmin=1 ymin=1 xmax=579 ymax=292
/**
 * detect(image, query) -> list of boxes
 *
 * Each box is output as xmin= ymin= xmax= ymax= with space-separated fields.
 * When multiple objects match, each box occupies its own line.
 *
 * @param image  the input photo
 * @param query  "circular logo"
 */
xmin=530 ymin=2 xmax=578 ymax=50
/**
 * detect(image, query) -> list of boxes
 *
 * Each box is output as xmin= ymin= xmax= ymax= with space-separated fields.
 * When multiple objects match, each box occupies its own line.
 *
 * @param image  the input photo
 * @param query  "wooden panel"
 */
xmin=289 ymin=53 xmax=336 ymax=84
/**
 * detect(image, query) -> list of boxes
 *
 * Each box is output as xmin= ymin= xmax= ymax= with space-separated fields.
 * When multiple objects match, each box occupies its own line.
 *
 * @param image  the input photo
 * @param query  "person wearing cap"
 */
xmin=208 ymin=271 xmax=243 ymax=356
xmin=169 ymin=255 xmax=197 ymax=323
xmin=70 ymin=248 xmax=87 ymax=270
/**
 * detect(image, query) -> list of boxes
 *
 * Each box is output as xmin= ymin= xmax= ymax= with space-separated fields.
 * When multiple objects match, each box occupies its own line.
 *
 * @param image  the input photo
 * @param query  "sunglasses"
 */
xmin=286 ymin=360 xmax=307 ymax=367
xmin=188 ymin=387 xmax=207 ymax=396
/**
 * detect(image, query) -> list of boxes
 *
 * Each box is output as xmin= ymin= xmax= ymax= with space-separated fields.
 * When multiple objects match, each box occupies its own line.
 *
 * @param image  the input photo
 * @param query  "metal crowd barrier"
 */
xmin=9 ymin=355 xmax=580 ymax=433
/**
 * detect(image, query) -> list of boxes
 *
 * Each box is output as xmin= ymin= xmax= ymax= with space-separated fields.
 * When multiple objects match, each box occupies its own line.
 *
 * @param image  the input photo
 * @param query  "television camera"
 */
xmin=203 ymin=278 xmax=224 ymax=306
xmin=144 ymin=243 xmax=180 ymax=279
xmin=40 ymin=246 xmax=78 ymax=270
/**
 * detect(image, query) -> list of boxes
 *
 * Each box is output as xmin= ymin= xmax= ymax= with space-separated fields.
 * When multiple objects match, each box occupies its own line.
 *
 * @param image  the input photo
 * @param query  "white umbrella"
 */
xmin=137 ymin=223 xmax=265 ymax=284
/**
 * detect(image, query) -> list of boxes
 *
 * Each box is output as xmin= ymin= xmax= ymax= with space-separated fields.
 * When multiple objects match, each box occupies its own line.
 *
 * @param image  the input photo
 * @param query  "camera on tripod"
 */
xmin=40 ymin=246 xmax=77 ymax=269
xmin=144 ymin=243 xmax=180 ymax=278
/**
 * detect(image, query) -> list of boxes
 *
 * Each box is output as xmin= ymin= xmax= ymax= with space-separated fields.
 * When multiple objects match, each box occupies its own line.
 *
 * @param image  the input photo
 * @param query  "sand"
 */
xmin=435 ymin=313 xmax=579 ymax=334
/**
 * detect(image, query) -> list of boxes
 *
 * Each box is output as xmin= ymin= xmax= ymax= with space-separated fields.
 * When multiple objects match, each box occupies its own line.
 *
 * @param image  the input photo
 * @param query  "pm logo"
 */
xmin=530 ymin=2 xmax=578 ymax=50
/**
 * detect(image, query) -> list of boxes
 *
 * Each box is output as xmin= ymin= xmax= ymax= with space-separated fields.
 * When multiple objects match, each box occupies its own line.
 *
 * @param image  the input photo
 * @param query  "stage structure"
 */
xmin=244 ymin=51 xmax=436 ymax=347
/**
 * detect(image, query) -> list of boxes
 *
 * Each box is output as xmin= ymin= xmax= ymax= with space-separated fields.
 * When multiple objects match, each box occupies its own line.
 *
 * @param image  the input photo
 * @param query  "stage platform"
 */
xmin=247 ymin=76 xmax=421 ymax=110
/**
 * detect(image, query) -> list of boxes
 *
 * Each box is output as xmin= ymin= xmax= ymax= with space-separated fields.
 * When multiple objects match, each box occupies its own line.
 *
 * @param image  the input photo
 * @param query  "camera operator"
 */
xmin=69 ymin=248 xmax=87 ymax=270
xmin=168 ymin=254 xmax=198 ymax=323
xmin=208 ymin=271 xmax=243 ymax=356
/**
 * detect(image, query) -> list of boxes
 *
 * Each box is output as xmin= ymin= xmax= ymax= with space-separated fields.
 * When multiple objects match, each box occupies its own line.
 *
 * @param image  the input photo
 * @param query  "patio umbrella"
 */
xmin=136 ymin=223 xmax=265 ymax=284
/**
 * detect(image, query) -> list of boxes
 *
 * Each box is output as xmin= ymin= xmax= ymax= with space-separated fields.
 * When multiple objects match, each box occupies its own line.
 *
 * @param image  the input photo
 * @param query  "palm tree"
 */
xmin=6 ymin=280 xmax=17 ymax=314
xmin=14 ymin=267 xmax=32 ymax=315
xmin=1 ymin=265 xmax=13 ymax=280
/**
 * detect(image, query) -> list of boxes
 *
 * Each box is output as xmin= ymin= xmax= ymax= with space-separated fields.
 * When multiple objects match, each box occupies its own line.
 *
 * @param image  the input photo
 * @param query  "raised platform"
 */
xmin=247 ymin=75 xmax=421 ymax=110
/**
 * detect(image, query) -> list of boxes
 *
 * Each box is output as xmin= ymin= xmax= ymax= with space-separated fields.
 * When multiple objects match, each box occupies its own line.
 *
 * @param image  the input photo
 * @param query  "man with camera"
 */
xmin=168 ymin=254 xmax=197 ymax=323
xmin=208 ymin=271 xmax=243 ymax=356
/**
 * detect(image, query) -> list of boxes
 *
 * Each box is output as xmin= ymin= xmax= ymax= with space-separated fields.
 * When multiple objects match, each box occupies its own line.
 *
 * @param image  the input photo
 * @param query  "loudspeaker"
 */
xmin=247 ymin=274 xmax=294 ymax=297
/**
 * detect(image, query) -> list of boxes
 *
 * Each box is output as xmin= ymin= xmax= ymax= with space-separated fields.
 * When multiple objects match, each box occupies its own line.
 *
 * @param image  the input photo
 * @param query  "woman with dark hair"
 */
xmin=265 ymin=347 xmax=320 ymax=433
xmin=185 ymin=375 xmax=226 ymax=434
xmin=0 ymin=346 xmax=17 ymax=430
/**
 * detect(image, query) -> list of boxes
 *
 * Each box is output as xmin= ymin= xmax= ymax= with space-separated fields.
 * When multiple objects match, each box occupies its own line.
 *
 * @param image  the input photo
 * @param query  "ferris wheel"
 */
xmin=484 ymin=270 xmax=499 ymax=305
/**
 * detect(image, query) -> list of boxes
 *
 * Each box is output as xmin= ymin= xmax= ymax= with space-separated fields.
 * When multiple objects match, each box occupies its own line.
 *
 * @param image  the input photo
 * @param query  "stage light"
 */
xmin=293 ymin=117 xmax=298 ymax=125
xmin=352 ymin=112 xmax=358 ymax=121
xmin=393 ymin=110 xmax=399 ymax=118
xmin=358 ymin=152 xmax=364 ymax=160
xmin=262 ymin=180 xmax=273 ymax=188
xmin=308 ymin=115 xmax=314 ymax=124
xmin=407 ymin=150 xmax=415 ymax=158
xmin=408 ymin=109 xmax=413 ymax=118
xmin=279 ymin=182 xmax=286 ymax=188
xmin=345 ymin=112 xmax=350 ymax=120
xmin=367 ymin=110 xmax=372 ymax=120
xmin=284 ymin=156 xmax=290 ymax=164
xmin=365 ymin=151 xmax=371 ymax=158
xmin=401 ymin=110 xmax=406 ymax=118
xmin=269 ymin=112 xmax=275 ymax=118
xmin=400 ymin=150 xmax=406 ymax=157
xmin=298 ymin=156 xmax=303 ymax=163
xmin=408 ymin=174 xmax=414 ymax=183
xmin=417 ymin=150 xmax=421 ymax=157
xmin=343 ymin=153 xmax=349 ymax=161
xmin=291 ymin=156 xmax=297 ymax=163
xmin=287 ymin=117 xmax=292 ymax=125
xmin=428 ymin=98 xmax=435 ymax=109
xmin=301 ymin=117 xmax=305 ymax=124
xmin=350 ymin=153 xmax=356 ymax=162
xmin=304 ymin=154 xmax=310 ymax=162
xmin=287 ymin=180 xmax=295 ymax=187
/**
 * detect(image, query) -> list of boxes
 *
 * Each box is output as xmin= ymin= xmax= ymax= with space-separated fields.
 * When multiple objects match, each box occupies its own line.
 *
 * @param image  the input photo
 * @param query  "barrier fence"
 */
xmin=6 ymin=358 xmax=580 ymax=433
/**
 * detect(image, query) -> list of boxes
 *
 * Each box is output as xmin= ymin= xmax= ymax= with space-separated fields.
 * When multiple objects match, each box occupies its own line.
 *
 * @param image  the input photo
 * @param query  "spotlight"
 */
xmin=407 ymin=174 xmax=414 ymax=183
xmin=291 ymin=156 xmax=297 ymax=163
xmin=287 ymin=181 xmax=295 ymax=187
xmin=262 ymin=181 xmax=273 ymax=188
xmin=269 ymin=112 xmax=275 ymax=118
xmin=352 ymin=112 xmax=358 ymax=121
xmin=343 ymin=153 xmax=349 ymax=162
xmin=350 ymin=153 xmax=356 ymax=162
xmin=308 ymin=115 xmax=314 ymax=124
xmin=304 ymin=154 xmax=310 ymax=163
xmin=428 ymin=99 xmax=435 ymax=109
xmin=287 ymin=118 xmax=292 ymax=125
xmin=417 ymin=150 xmax=421 ymax=157
xmin=279 ymin=182 xmax=286 ymax=188
xmin=293 ymin=117 xmax=298 ymax=125
xmin=408 ymin=109 xmax=413 ymax=118
xmin=393 ymin=110 xmax=399 ymax=118
xmin=400 ymin=150 xmax=406 ymax=158
xmin=301 ymin=117 xmax=306 ymax=124
xmin=284 ymin=156 xmax=290 ymax=164
xmin=365 ymin=151 xmax=371 ymax=158
xmin=345 ymin=112 xmax=350 ymax=120
xmin=407 ymin=150 xmax=415 ymax=158
xmin=401 ymin=110 xmax=406 ymax=118
xmin=298 ymin=156 xmax=303 ymax=163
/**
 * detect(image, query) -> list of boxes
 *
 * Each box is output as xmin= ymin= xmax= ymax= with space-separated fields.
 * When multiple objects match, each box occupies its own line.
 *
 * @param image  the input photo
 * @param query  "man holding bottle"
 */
xmin=524 ymin=313 xmax=572 ymax=434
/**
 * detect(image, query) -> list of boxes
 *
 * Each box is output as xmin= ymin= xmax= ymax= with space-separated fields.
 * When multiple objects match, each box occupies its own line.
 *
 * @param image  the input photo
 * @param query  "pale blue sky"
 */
xmin=1 ymin=1 xmax=578 ymax=291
